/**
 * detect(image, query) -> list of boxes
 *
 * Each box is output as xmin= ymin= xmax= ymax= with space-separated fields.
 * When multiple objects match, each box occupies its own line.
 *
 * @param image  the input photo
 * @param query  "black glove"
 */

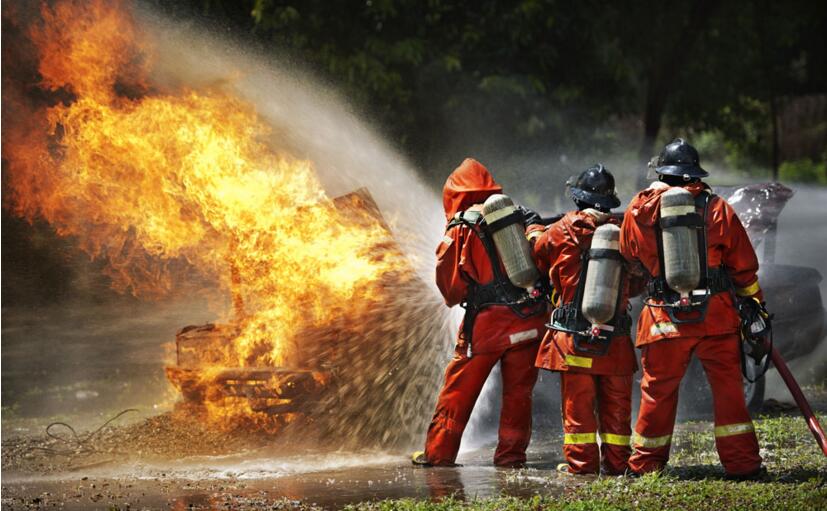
xmin=517 ymin=205 xmax=543 ymax=228
xmin=738 ymin=297 xmax=772 ymax=363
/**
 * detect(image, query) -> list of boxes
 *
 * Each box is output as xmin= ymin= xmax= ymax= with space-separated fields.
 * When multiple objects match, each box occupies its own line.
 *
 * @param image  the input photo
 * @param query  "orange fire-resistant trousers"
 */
xmin=424 ymin=340 xmax=540 ymax=467
xmin=628 ymin=334 xmax=762 ymax=476
xmin=561 ymin=372 xmax=633 ymax=475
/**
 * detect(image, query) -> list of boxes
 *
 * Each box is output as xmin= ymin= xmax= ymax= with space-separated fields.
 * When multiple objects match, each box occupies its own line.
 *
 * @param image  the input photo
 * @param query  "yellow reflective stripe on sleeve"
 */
xmin=601 ymin=433 xmax=631 ymax=446
xmin=527 ymin=230 xmax=543 ymax=241
xmin=565 ymin=354 xmax=593 ymax=368
xmin=736 ymin=280 xmax=761 ymax=297
xmin=714 ymin=422 xmax=755 ymax=438
xmin=633 ymin=432 xmax=672 ymax=448
xmin=564 ymin=432 xmax=598 ymax=444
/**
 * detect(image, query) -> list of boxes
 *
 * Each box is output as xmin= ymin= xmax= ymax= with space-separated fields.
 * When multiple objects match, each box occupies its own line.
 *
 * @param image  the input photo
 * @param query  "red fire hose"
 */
xmin=768 ymin=344 xmax=827 ymax=457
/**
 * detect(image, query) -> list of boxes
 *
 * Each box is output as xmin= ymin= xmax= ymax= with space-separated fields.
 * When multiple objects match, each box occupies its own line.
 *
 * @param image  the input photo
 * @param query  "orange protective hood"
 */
xmin=442 ymin=158 xmax=503 ymax=221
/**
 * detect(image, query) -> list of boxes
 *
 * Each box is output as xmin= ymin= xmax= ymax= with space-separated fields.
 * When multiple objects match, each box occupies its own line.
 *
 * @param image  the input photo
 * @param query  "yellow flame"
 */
xmin=4 ymin=0 xmax=399 ymax=406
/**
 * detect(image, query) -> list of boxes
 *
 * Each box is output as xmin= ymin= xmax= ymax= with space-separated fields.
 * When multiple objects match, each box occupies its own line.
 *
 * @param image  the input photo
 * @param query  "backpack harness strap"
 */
xmin=447 ymin=209 xmax=547 ymax=353
xmin=547 ymin=221 xmax=631 ymax=356
xmin=646 ymin=190 xmax=733 ymax=324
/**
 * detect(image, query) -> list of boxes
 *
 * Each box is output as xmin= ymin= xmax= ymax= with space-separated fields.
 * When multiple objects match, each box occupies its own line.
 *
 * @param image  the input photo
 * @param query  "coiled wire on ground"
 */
xmin=29 ymin=408 xmax=138 ymax=458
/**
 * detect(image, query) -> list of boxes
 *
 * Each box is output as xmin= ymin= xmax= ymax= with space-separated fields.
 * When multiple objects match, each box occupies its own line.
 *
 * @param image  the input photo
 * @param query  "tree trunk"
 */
xmin=769 ymin=93 xmax=780 ymax=181
xmin=754 ymin=0 xmax=780 ymax=181
xmin=637 ymin=0 xmax=722 ymax=186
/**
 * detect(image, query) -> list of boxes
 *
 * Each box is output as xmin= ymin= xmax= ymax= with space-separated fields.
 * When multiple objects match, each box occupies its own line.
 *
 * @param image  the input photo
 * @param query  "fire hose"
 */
xmin=767 ymin=342 xmax=827 ymax=457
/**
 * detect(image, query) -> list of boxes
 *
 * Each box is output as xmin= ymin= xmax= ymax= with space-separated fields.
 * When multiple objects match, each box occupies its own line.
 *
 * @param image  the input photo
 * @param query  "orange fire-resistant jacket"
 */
xmin=533 ymin=210 xmax=640 ymax=374
xmin=619 ymin=182 xmax=763 ymax=347
xmin=435 ymin=158 xmax=547 ymax=354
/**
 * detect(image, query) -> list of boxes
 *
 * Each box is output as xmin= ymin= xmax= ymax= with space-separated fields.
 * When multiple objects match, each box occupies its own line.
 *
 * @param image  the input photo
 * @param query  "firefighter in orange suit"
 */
xmin=412 ymin=158 xmax=547 ymax=467
xmin=620 ymin=139 xmax=764 ymax=478
xmin=533 ymin=165 xmax=641 ymax=475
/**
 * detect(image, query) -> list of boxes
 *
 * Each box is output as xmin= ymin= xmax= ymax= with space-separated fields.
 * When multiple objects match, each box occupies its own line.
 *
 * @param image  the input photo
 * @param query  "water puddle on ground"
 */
xmin=2 ymin=442 xmax=579 ymax=509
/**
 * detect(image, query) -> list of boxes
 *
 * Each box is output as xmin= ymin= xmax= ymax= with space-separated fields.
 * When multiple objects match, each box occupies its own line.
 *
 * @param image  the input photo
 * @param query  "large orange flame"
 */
xmin=3 ymin=0 xmax=399 ymax=381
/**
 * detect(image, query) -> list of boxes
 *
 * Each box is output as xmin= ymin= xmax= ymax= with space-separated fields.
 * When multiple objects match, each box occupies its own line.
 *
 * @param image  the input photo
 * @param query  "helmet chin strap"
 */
xmin=575 ymin=199 xmax=608 ymax=213
xmin=659 ymin=174 xmax=700 ymax=186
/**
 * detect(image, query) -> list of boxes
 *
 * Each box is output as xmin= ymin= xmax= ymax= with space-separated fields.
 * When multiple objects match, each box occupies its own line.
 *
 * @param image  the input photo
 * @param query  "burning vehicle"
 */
xmin=3 ymin=0 xmax=452 ymax=449
xmin=162 ymin=188 xmax=451 ymax=447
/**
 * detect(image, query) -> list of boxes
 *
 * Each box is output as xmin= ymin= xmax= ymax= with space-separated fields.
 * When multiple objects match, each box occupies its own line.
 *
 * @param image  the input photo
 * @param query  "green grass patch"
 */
xmin=348 ymin=477 xmax=827 ymax=511
xmin=348 ymin=413 xmax=827 ymax=511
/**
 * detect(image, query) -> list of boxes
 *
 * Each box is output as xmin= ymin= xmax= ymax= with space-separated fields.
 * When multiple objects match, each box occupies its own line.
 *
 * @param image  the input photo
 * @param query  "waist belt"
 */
xmin=552 ymin=302 xmax=632 ymax=336
xmin=461 ymin=280 xmax=546 ymax=353
xmin=646 ymin=267 xmax=732 ymax=300
xmin=466 ymin=280 xmax=525 ymax=309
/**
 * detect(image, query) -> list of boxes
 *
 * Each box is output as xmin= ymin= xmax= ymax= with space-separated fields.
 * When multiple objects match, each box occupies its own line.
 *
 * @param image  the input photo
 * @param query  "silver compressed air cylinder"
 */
xmin=482 ymin=194 xmax=540 ymax=290
xmin=582 ymin=224 xmax=622 ymax=326
xmin=660 ymin=187 xmax=701 ymax=294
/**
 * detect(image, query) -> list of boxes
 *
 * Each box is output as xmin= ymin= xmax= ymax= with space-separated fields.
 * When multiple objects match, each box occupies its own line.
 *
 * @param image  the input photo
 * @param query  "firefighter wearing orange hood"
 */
xmin=412 ymin=158 xmax=547 ymax=467
xmin=533 ymin=165 xmax=641 ymax=475
xmin=620 ymin=139 xmax=764 ymax=479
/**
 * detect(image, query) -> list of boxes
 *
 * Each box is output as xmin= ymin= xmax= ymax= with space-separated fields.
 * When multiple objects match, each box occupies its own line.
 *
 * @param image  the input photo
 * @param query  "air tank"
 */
xmin=482 ymin=194 xmax=540 ymax=290
xmin=661 ymin=187 xmax=701 ymax=294
xmin=582 ymin=224 xmax=622 ymax=326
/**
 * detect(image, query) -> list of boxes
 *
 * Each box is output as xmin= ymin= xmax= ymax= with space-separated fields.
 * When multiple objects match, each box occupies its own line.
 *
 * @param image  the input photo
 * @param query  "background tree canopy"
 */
xmin=155 ymin=0 xmax=825 ymax=186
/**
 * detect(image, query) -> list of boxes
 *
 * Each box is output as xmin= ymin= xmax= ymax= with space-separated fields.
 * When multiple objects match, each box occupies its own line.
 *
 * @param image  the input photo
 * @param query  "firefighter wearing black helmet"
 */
xmin=620 ymin=138 xmax=766 ymax=478
xmin=651 ymin=138 xmax=710 ymax=182
xmin=567 ymin=164 xmax=622 ymax=212
xmin=533 ymin=164 xmax=643 ymax=475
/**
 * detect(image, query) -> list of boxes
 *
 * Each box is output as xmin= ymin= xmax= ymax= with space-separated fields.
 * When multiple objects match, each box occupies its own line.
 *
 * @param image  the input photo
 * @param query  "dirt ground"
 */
xmin=1 ymin=405 xmax=566 ymax=509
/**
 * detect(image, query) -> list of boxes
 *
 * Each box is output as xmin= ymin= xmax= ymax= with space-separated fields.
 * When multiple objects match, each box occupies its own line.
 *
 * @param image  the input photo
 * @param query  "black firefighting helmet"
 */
xmin=567 ymin=164 xmax=621 ymax=212
xmin=655 ymin=138 xmax=708 ymax=179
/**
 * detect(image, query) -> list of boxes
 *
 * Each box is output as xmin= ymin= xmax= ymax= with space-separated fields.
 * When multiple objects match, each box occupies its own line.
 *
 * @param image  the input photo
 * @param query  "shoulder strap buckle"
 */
xmin=446 ymin=209 xmax=483 ymax=231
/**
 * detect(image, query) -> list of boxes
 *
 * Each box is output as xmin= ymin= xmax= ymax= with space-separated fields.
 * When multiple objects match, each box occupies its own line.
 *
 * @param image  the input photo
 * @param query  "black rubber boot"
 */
xmin=724 ymin=466 xmax=767 ymax=482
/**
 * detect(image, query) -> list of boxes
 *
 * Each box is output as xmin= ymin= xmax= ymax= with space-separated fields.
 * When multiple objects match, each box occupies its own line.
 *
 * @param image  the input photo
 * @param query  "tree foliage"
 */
xmin=158 ymin=0 xmax=826 ymax=179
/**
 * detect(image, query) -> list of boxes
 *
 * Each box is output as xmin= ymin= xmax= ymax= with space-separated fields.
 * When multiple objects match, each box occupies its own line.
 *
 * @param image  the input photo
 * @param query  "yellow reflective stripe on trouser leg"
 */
xmin=601 ymin=433 xmax=631 ymax=446
xmin=714 ymin=422 xmax=755 ymax=438
xmin=736 ymin=280 xmax=761 ymax=297
xmin=564 ymin=432 xmax=598 ymax=444
xmin=633 ymin=432 xmax=672 ymax=448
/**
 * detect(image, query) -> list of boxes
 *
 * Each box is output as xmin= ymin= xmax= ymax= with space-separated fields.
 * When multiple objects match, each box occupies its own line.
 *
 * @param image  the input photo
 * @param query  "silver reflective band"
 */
xmin=509 ymin=329 xmax=538 ymax=344
xmin=633 ymin=432 xmax=672 ymax=448
xmin=714 ymin=422 xmax=755 ymax=438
